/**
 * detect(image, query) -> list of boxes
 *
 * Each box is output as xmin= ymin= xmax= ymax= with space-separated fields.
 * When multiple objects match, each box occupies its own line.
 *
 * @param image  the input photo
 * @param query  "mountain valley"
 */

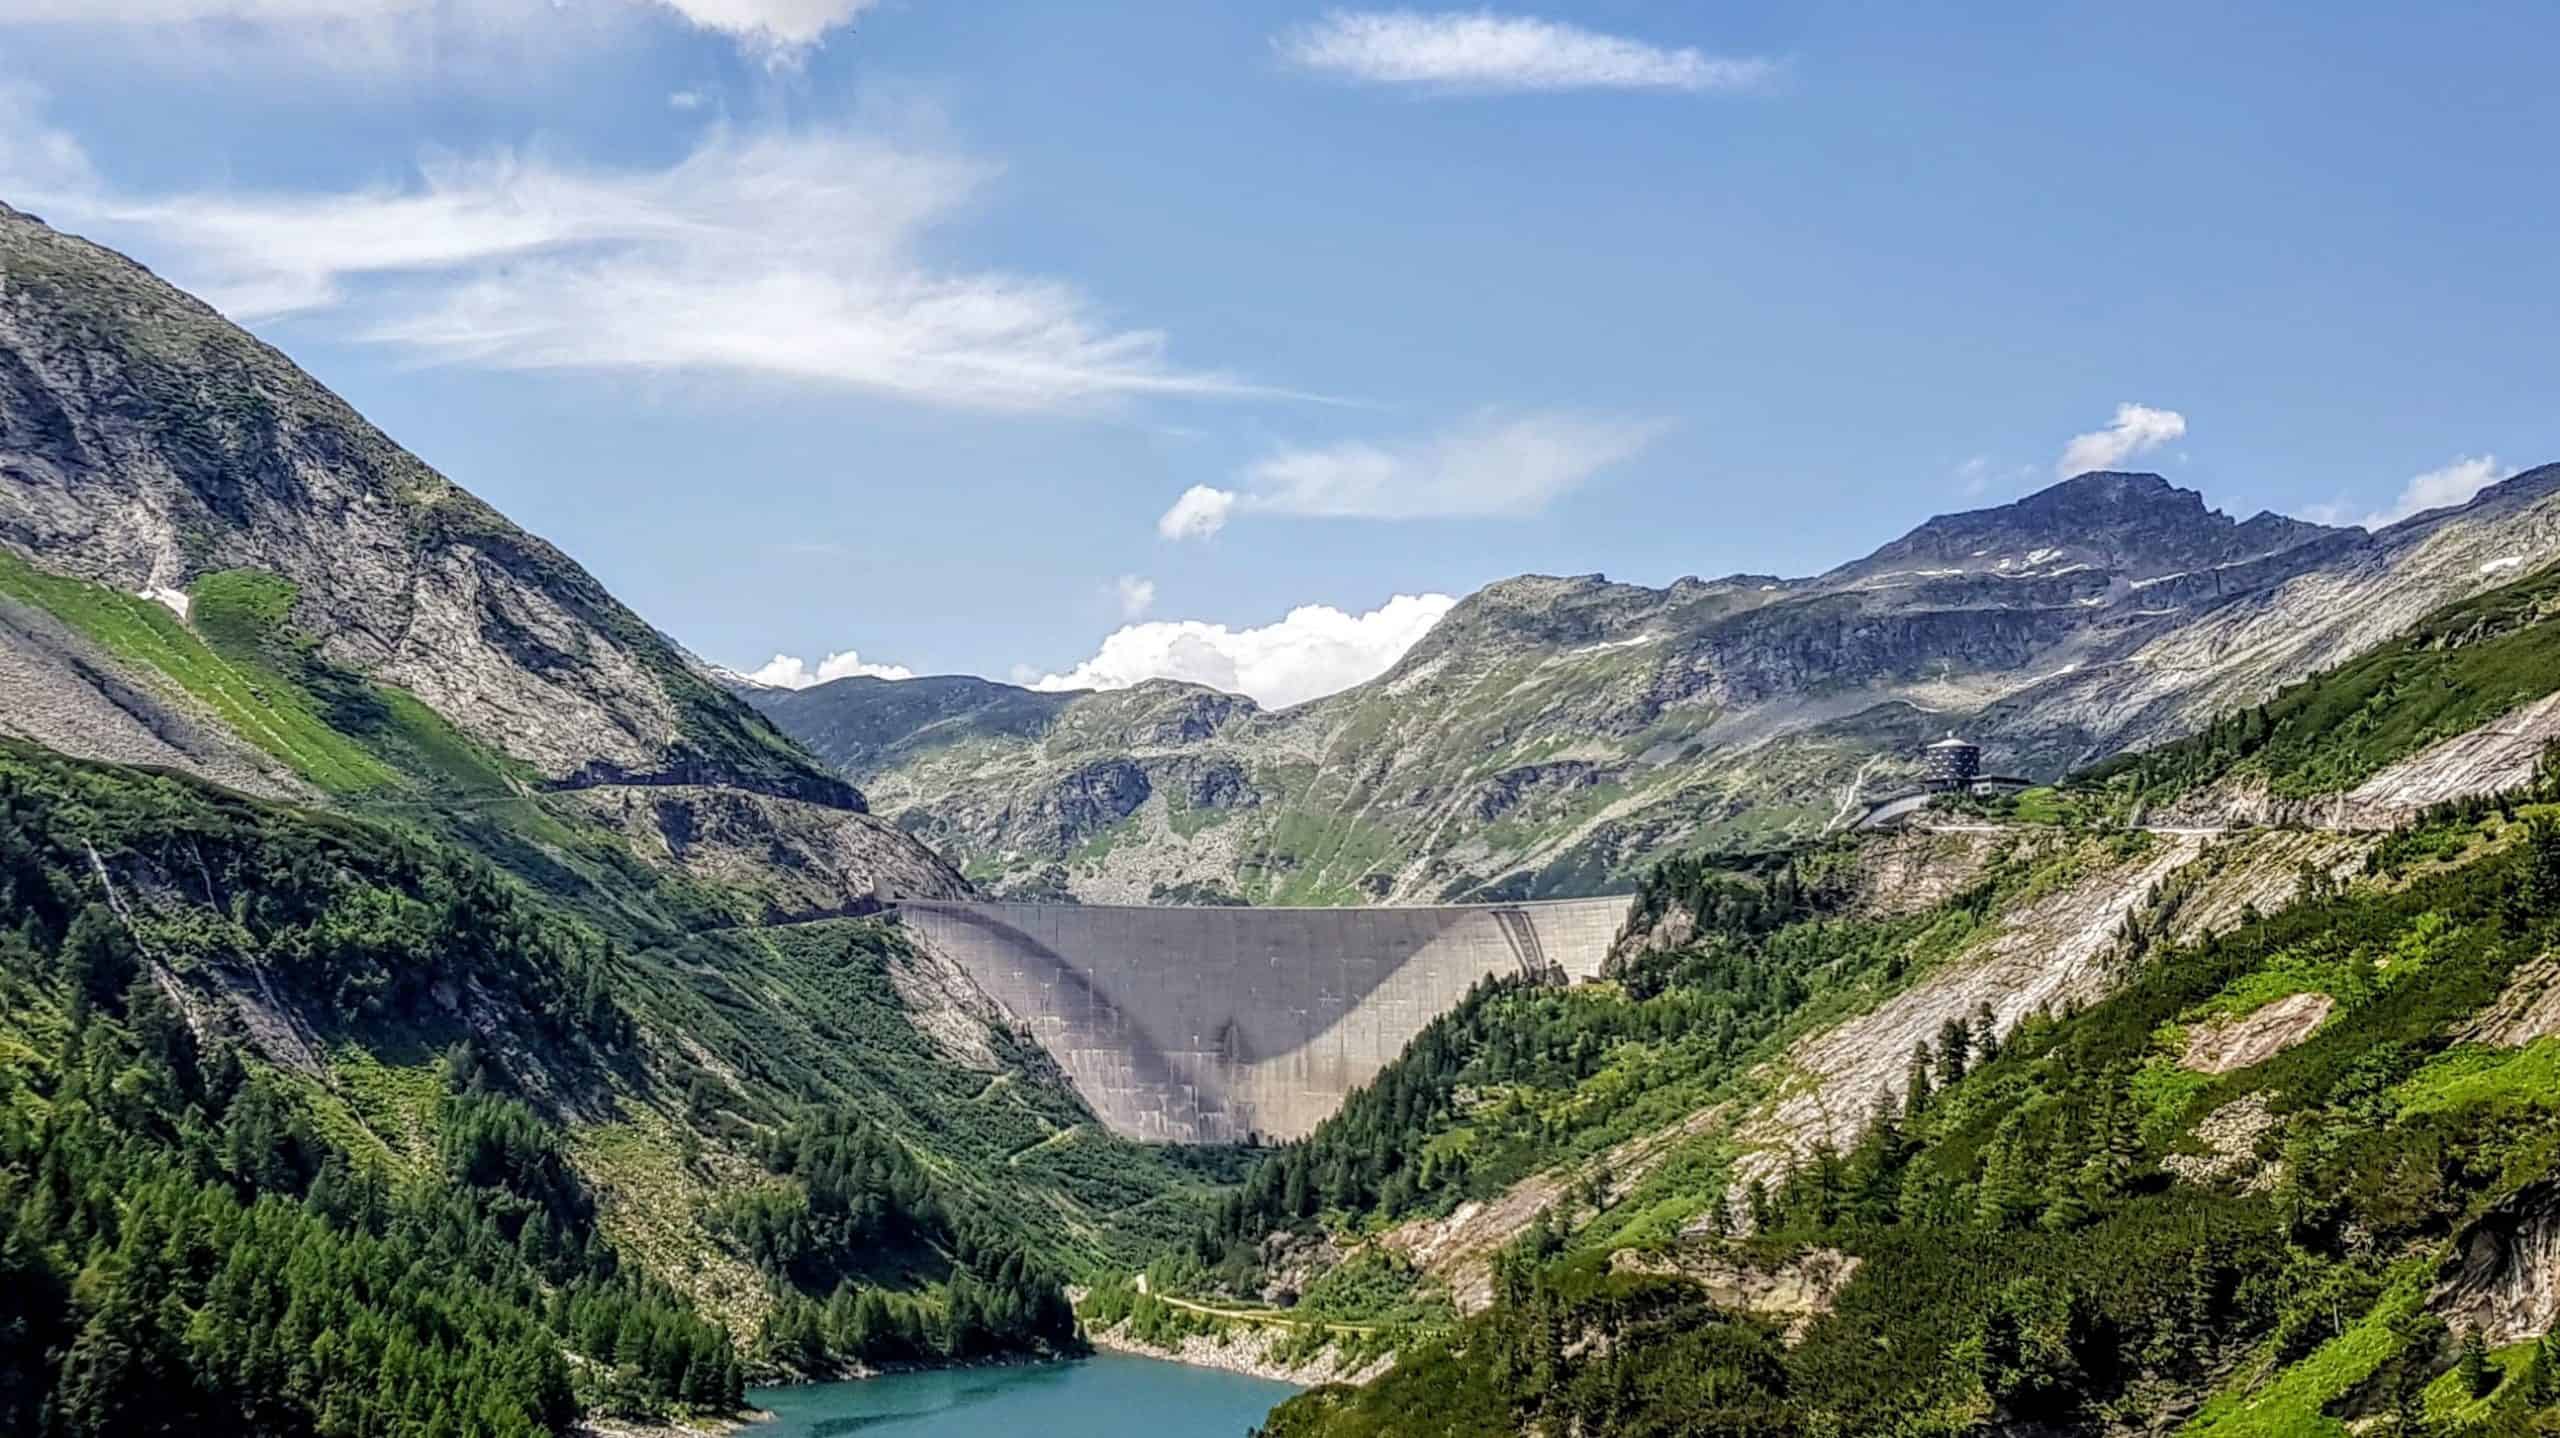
xmin=9 ymin=197 xmax=2560 ymax=1438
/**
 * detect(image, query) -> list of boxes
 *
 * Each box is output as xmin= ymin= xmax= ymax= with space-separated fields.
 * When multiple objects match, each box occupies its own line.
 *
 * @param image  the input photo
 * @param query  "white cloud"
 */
xmin=1278 ymin=9 xmax=1776 ymax=94
xmin=0 ymin=0 xmax=421 ymax=16
xmin=2056 ymin=403 xmax=2187 ymax=478
xmin=0 ymin=0 xmax=876 ymax=61
xmin=668 ymin=89 xmax=707 ymax=110
xmin=1029 ymin=593 xmax=1457 ymax=709
xmin=1158 ymin=412 xmax=1664 ymax=541
xmin=0 ymin=84 xmax=96 ymax=197
xmin=1157 ymin=485 xmax=1239 ymax=540
xmin=746 ymin=648 xmax=916 ymax=689
xmin=653 ymin=0 xmax=877 ymax=56
xmin=1114 ymin=574 xmax=1157 ymax=619
xmin=2362 ymin=454 xmax=2504 ymax=530
xmin=2 ymin=100 xmax=1258 ymax=412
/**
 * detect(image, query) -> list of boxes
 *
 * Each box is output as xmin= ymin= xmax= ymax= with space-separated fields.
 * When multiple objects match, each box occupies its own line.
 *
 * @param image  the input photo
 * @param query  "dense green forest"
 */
xmin=0 ymin=744 xmax=1121 ymax=1434
xmin=1248 ymin=782 xmax=2560 ymax=1436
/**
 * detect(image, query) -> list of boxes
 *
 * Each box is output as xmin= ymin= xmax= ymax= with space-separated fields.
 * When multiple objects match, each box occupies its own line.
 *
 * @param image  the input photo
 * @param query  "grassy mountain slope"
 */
xmin=755 ymin=470 xmax=2560 ymax=907
xmin=0 ymin=205 xmax=1243 ymax=1432
xmin=0 ymin=202 xmax=827 ymax=802
xmin=0 ymin=201 xmax=967 ymax=934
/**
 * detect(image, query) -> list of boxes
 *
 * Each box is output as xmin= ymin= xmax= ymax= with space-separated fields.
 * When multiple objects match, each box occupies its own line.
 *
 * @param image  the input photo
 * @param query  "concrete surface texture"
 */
xmin=894 ymin=896 xmax=1635 ymax=1143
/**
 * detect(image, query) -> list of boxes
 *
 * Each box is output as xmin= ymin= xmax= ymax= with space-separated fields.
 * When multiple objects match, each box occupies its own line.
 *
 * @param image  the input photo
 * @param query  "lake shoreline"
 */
xmin=744 ymin=1352 xmax=1300 ymax=1435
xmin=747 ymin=1346 xmax=1080 ymax=1392
xmin=1085 ymin=1319 xmax=1391 ymax=1388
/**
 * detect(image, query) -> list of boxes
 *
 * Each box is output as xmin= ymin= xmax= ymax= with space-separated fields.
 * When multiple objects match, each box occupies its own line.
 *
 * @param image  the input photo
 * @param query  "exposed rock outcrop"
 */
xmin=1609 ymin=1244 xmax=1861 ymax=1344
xmin=2181 ymin=992 xmax=2336 ymax=1074
xmin=2163 ymin=1093 xmax=2282 ymax=1190
xmin=1729 ymin=835 xmax=2209 ymax=1193
xmin=558 ymin=786 xmax=969 ymax=923
xmin=1086 ymin=1319 xmax=1393 ymax=1387
xmin=2438 ymin=1181 xmax=2560 ymax=1347
xmin=2466 ymin=957 xmax=2560 ymax=1049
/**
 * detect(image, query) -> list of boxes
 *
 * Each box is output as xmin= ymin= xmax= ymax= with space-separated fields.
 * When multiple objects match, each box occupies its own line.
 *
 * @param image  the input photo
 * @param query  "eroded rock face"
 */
xmin=1729 ymin=835 xmax=2210 ymax=1194
xmin=558 ymin=786 xmax=968 ymax=923
xmin=1847 ymin=829 xmax=2018 ymax=917
xmin=2346 ymin=690 xmax=2560 ymax=815
xmin=1611 ymin=1245 xmax=1861 ymax=1345
xmin=2181 ymin=992 xmax=2336 ymax=1075
xmin=2467 ymin=958 xmax=2560 ymax=1049
xmin=2439 ymin=1182 xmax=2560 ymax=1346
xmin=1298 ymin=828 xmax=2399 ymax=1315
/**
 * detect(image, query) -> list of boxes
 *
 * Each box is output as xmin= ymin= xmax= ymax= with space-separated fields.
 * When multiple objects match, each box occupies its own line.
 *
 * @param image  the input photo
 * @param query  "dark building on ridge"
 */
xmin=1922 ymin=734 xmax=1982 ymax=791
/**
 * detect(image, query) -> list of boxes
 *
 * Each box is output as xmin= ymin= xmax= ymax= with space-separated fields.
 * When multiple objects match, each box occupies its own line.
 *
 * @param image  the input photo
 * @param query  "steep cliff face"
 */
xmin=754 ymin=461 xmax=2560 ymax=904
xmin=0 ymin=202 xmax=961 ymax=918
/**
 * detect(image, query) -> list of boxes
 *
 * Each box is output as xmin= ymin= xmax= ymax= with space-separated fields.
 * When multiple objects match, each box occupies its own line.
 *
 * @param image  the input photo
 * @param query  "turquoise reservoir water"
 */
xmin=748 ymin=1355 xmax=1299 ymax=1437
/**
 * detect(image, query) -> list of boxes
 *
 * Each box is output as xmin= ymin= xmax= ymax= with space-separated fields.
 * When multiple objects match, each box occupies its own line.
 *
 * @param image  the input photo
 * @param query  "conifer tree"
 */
xmin=1904 ymin=1042 xmax=1934 ymax=1120
xmin=2460 ymin=1324 xmax=2496 ymax=1399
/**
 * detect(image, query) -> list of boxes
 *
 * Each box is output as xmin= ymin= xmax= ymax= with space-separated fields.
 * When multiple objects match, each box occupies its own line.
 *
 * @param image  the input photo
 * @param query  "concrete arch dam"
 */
xmin=893 ymin=896 xmax=1635 ymax=1145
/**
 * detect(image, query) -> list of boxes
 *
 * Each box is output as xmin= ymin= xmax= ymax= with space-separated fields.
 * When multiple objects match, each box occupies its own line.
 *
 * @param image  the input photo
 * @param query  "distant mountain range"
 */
xmin=742 ymin=466 xmax=2560 ymax=904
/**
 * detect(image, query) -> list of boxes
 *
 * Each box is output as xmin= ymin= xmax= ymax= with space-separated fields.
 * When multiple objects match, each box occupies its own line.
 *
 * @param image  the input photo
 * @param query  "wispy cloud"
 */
xmin=1115 ymin=574 xmax=1157 ymax=619
xmin=0 ymin=0 xmax=880 ymax=64
xmin=1028 ymin=593 xmax=1457 ymax=709
xmin=653 ymin=0 xmax=881 ymax=59
xmin=1277 ymin=9 xmax=1776 ymax=95
xmin=1158 ymin=411 xmax=1665 ymax=541
xmin=1 ymin=92 xmax=1263 ymax=413
xmin=745 ymin=647 xmax=915 ymax=689
xmin=2361 ymin=454 xmax=2504 ymax=530
xmin=2056 ymin=402 xmax=2186 ymax=478
xmin=1157 ymin=486 xmax=1238 ymax=541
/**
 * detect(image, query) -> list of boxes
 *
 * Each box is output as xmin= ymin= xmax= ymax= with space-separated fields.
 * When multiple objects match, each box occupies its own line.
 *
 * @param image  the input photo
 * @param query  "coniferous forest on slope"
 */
xmin=1214 ymin=761 xmax=2560 ymax=1436
xmin=0 ymin=744 xmax=1097 ymax=1436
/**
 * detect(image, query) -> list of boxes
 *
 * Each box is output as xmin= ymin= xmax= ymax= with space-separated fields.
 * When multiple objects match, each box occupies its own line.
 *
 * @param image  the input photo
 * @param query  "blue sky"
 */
xmin=3 ymin=1 xmax=2555 ymax=705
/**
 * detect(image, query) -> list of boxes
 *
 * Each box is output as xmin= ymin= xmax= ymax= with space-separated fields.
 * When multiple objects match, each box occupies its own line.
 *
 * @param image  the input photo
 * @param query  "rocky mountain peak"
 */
xmin=1387 ymin=574 xmax=1674 ymax=675
xmin=1840 ymin=470 xmax=2349 ymax=585
xmin=1046 ymin=679 xmax=1259 ymax=751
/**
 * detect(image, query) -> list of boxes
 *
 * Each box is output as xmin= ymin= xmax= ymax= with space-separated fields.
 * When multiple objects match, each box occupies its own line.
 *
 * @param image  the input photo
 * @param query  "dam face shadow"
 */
xmin=894 ymin=896 xmax=1634 ymax=1144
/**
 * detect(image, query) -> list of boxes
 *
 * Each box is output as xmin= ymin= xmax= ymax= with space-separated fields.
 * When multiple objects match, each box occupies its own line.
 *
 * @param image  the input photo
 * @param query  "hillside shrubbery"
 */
xmin=1254 ymin=813 xmax=2560 ymax=1436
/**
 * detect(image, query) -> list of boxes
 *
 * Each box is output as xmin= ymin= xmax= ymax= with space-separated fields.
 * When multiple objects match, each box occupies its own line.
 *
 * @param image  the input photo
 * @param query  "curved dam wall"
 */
xmin=894 ymin=896 xmax=1634 ymax=1144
